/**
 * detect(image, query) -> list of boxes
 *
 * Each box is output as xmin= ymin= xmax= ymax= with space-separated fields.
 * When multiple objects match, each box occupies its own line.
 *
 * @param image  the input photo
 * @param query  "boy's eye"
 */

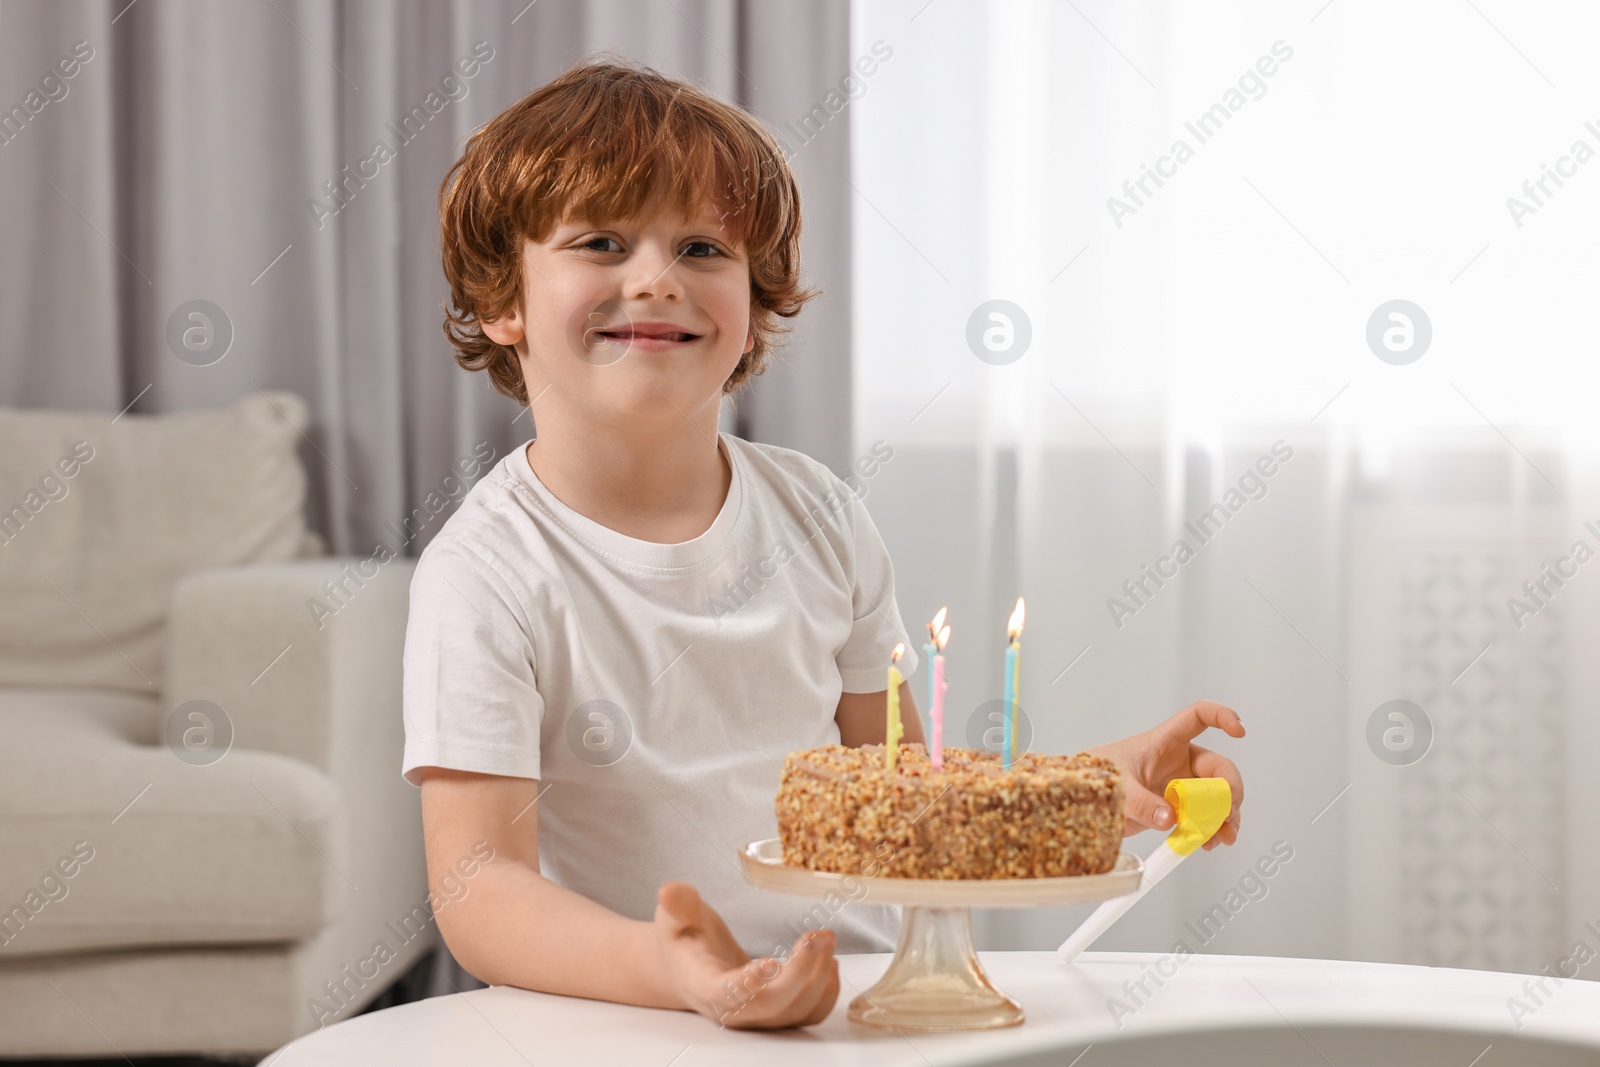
xmin=580 ymin=237 xmax=724 ymax=258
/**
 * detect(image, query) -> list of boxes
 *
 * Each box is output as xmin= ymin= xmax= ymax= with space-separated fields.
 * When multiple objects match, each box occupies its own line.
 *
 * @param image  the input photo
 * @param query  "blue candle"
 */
xmin=1001 ymin=597 xmax=1025 ymax=770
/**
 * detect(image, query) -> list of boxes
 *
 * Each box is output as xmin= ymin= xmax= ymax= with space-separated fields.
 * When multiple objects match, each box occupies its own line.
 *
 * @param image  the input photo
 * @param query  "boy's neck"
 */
xmin=523 ymin=418 xmax=731 ymax=545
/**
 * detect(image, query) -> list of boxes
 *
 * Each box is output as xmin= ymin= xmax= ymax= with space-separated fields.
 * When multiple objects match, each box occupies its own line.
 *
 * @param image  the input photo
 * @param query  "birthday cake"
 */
xmin=775 ymin=741 xmax=1124 ymax=879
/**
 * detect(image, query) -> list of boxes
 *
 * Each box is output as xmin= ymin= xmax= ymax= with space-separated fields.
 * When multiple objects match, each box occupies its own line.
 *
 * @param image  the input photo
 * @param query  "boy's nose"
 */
xmin=624 ymin=244 xmax=689 ymax=301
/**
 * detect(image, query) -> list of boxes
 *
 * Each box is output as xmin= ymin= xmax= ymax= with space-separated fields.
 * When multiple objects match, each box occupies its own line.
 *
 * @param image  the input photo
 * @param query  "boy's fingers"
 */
xmin=778 ymin=932 xmax=835 ymax=1004
xmin=795 ymin=957 xmax=841 ymax=1027
xmin=655 ymin=881 xmax=700 ymax=932
xmin=1122 ymin=778 xmax=1174 ymax=832
xmin=787 ymin=930 xmax=834 ymax=984
xmin=1204 ymin=818 xmax=1240 ymax=848
xmin=693 ymin=896 xmax=743 ymax=948
xmin=1190 ymin=744 xmax=1245 ymax=825
xmin=738 ymin=933 xmax=831 ymax=1025
xmin=772 ymin=936 xmax=836 ymax=1026
xmin=1126 ymin=752 xmax=1244 ymax=841
xmin=1201 ymin=821 xmax=1239 ymax=850
xmin=798 ymin=936 xmax=840 ymax=1025
xmin=1166 ymin=701 xmax=1246 ymax=743
xmin=658 ymin=882 xmax=751 ymax=965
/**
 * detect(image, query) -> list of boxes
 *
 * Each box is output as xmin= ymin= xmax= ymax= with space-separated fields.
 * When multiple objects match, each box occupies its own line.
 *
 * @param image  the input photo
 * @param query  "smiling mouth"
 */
xmin=594 ymin=330 xmax=699 ymax=343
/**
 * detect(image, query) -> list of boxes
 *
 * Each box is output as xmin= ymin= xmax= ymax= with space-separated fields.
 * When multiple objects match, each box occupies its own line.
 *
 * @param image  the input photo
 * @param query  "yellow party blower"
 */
xmin=1056 ymin=777 xmax=1232 ymax=963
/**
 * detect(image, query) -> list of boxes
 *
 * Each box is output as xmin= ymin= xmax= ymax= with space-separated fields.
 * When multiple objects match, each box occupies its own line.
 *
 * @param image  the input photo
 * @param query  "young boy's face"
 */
xmin=483 ymin=195 xmax=756 ymax=434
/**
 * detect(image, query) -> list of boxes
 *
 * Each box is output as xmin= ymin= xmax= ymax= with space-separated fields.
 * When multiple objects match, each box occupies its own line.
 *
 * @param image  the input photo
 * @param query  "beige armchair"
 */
xmin=0 ymin=392 xmax=434 ymax=1058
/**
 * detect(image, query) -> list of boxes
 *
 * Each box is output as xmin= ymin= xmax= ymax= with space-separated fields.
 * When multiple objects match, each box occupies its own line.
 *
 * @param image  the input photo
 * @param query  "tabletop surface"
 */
xmin=265 ymin=951 xmax=1600 ymax=1066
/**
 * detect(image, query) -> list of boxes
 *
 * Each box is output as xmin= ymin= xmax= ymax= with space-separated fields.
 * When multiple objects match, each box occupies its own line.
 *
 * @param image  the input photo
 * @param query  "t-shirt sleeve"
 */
xmin=831 ymin=475 xmax=920 ymax=693
xmin=401 ymin=537 xmax=545 ymax=787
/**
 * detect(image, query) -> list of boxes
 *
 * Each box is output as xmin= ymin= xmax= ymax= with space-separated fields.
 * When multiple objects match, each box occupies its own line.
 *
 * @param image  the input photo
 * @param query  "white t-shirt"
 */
xmin=401 ymin=432 xmax=920 ymax=957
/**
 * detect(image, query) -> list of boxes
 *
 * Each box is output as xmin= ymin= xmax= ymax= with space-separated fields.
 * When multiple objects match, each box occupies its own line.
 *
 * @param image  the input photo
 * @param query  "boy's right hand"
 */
xmin=652 ymin=881 xmax=839 ymax=1029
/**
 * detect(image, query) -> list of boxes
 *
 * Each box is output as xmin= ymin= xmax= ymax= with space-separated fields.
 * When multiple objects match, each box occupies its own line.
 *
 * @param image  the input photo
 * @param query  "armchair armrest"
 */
xmin=163 ymin=557 xmax=415 ymax=777
xmin=162 ymin=557 xmax=436 ymax=1004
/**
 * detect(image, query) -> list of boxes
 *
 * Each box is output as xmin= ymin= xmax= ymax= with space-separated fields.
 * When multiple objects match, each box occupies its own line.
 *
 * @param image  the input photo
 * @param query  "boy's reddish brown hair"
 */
xmin=439 ymin=55 xmax=817 ymax=406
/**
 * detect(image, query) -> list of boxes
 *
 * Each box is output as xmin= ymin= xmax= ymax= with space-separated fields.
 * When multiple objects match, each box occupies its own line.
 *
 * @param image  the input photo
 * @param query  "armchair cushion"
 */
xmin=0 ymin=686 xmax=342 ymax=958
xmin=0 ymin=391 xmax=316 ymax=695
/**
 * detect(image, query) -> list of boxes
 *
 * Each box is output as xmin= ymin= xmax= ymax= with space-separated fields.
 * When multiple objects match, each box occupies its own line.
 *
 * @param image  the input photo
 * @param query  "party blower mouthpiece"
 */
xmin=1056 ymin=777 xmax=1232 ymax=963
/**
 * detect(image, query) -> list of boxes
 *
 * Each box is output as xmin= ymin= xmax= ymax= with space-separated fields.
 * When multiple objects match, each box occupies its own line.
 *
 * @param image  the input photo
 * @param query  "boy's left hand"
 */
xmin=1084 ymin=701 xmax=1245 ymax=851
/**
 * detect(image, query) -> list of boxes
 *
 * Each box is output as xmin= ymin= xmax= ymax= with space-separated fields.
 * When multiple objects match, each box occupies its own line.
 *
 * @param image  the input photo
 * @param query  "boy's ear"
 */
xmin=481 ymin=307 xmax=525 ymax=347
xmin=744 ymin=325 xmax=755 ymax=355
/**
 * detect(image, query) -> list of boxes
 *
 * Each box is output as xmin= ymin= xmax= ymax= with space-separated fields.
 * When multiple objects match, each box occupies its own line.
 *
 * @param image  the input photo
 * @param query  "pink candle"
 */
xmin=932 ymin=622 xmax=950 ymax=770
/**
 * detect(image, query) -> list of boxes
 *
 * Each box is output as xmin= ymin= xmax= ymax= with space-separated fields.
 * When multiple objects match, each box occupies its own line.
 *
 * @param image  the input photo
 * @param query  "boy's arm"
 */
xmin=417 ymin=766 xmax=840 ymax=1026
xmin=416 ymin=766 xmax=681 ymax=1008
xmin=835 ymin=682 xmax=925 ymax=747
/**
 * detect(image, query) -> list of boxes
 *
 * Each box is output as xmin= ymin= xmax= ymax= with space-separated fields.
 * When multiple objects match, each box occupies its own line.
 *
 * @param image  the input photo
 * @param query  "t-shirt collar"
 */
xmin=510 ymin=432 xmax=744 ymax=572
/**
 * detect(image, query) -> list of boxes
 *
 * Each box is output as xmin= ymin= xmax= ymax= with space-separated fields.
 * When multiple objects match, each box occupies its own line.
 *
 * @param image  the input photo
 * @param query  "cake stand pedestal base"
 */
xmin=741 ymin=839 xmax=1143 ymax=1033
xmin=848 ymin=904 xmax=1023 ymax=1031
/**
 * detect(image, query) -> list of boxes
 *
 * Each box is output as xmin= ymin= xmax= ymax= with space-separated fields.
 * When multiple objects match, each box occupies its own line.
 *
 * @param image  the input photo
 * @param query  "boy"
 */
xmin=404 ymin=57 xmax=1245 ymax=1030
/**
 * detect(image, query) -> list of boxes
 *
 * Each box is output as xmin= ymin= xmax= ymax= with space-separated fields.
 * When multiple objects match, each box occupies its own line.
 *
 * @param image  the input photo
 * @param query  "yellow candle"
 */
xmin=887 ymin=643 xmax=905 ymax=771
xmin=1004 ymin=643 xmax=1017 ymax=767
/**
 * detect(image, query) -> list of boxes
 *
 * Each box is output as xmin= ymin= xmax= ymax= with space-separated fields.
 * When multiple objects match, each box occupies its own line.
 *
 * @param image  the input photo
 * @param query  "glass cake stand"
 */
xmin=740 ymin=838 xmax=1143 ymax=1032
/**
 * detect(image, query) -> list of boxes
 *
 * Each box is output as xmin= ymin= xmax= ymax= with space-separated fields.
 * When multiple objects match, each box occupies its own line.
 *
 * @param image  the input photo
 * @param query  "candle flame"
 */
xmin=927 ymin=606 xmax=948 ymax=639
xmin=936 ymin=624 xmax=950 ymax=651
xmin=1006 ymin=596 xmax=1026 ymax=640
xmin=891 ymin=642 xmax=904 ymax=662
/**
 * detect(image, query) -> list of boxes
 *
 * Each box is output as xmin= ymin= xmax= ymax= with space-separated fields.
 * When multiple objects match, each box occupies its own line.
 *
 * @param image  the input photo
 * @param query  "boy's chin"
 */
xmin=596 ymin=377 xmax=729 ymax=426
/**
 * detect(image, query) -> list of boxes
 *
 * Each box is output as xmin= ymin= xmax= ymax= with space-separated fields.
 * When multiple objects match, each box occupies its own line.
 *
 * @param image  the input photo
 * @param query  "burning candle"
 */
xmin=1002 ymin=597 xmax=1025 ymax=770
xmin=923 ymin=607 xmax=945 ymax=746
xmin=931 ymin=621 xmax=949 ymax=770
xmin=886 ymin=643 xmax=905 ymax=772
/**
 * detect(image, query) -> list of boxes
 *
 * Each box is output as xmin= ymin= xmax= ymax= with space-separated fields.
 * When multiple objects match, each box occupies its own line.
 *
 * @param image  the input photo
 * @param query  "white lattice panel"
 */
xmin=1347 ymin=502 xmax=1568 ymax=973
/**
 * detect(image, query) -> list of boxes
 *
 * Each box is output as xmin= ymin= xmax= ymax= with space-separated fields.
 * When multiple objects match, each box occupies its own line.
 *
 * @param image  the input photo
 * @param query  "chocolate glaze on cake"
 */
xmin=775 ymin=742 xmax=1124 ymax=879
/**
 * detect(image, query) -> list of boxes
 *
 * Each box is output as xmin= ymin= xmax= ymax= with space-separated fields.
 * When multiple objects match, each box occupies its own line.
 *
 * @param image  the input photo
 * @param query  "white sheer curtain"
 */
xmin=855 ymin=0 xmax=1600 ymax=973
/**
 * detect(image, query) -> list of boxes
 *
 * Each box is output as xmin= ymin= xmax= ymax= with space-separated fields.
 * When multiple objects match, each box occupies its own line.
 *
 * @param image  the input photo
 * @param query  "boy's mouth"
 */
xmin=591 ymin=321 xmax=702 ymax=348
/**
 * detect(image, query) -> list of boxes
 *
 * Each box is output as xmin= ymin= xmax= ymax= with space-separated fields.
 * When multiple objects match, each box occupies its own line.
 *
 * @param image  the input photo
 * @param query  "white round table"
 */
xmin=263 ymin=951 xmax=1600 ymax=1066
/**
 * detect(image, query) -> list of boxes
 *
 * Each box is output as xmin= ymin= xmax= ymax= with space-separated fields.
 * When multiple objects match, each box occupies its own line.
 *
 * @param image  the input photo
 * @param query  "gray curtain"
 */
xmin=0 ymin=0 xmax=856 ymax=552
xmin=0 ymin=0 xmax=854 ymax=1002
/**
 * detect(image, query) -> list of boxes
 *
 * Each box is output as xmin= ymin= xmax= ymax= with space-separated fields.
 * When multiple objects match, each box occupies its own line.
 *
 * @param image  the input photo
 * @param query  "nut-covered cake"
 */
xmin=775 ymin=742 xmax=1124 ymax=879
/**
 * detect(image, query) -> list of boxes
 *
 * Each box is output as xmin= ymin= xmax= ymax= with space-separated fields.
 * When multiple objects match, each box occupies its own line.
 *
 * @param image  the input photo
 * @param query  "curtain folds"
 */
xmin=0 ymin=0 xmax=857 ymax=1004
xmin=0 ymin=0 xmax=857 ymax=554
